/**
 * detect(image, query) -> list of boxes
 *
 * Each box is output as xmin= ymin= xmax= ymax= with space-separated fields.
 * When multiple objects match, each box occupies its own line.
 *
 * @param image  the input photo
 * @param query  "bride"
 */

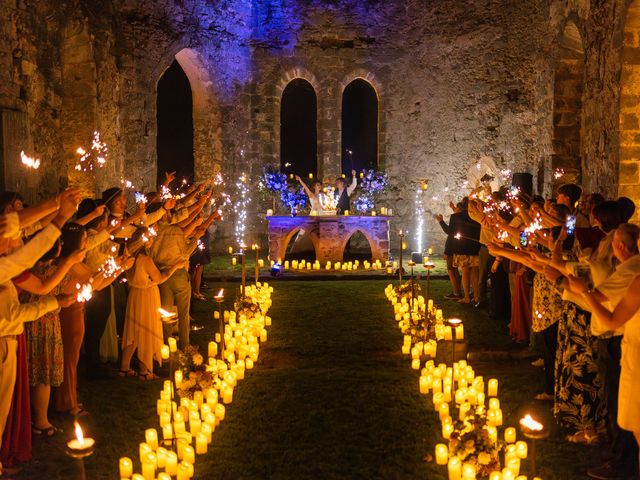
xmin=295 ymin=175 xmax=323 ymax=214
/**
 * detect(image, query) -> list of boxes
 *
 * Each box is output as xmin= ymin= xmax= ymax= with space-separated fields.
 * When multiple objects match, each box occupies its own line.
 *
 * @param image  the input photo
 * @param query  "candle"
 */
xmin=175 ymin=370 xmax=183 ymax=387
xmin=438 ymin=402 xmax=449 ymax=420
xmin=201 ymin=422 xmax=213 ymax=443
xmin=208 ymin=341 xmax=218 ymax=358
xmin=266 ymin=209 xmax=273 ymax=216
xmin=258 ymin=259 xmax=265 ymax=268
xmin=142 ymin=454 xmax=156 ymax=480
xmin=462 ymin=463 xmax=476 ymax=479
xmin=489 ymin=398 xmax=500 ymax=411
xmin=161 ymin=344 xmax=170 ymax=360
xmin=66 ymin=421 xmax=95 ymax=454
xmin=411 ymin=358 xmax=420 ymax=370
xmin=168 ymin=337 xmax=177 ymax=353
xmin=488 ymin=378 xmax=498 ymax=397
xmin=419 ymin=375 xmax=429 ymax=394
xmin=165 ymin=451 xmax=178 ymax=476
xmin=486 ymin=425 xmax=497 ymax=444
xmin=309 ymin=172 xmax=313 ymax=179
xmin=448 ymin=457 xmax=462 ymax=480
xmin=459 ymin=403 xmax=471 ymax=420
xmin=158 ymin=473 xmax=171 ymax=480
xmin=232 ymin=257 xmax=237 ymax=266
xmin=506 ymin=458 xmax=520 ymax=476
xmin=119 ymin=457 xmax=133 ymax=478
xmin=489 ymin=473 xmax=502 ymax=480
xmin=145 ymin=428 xmax=159 ymax=450
xmin=156 ymin=447 xmax=168 ymax=468
xmin=515 ymin=441 xmax=528 ymax=459
xmin=177 ymin=462 xmax=190 ymax=480
xmin=442 ymin=423 xmax=453 ymax=439
xmin=502 ymin=471 xmax=515 ymax=480
xmin=183 ymin=445 xmax=195 ymax=464
xmin=504 ymin=427 xmax=516 ymax=444
xmin=435 ymin=443 xmax=448 ymax=465
xmin=196 ymin=432 xmax=208 ymax=454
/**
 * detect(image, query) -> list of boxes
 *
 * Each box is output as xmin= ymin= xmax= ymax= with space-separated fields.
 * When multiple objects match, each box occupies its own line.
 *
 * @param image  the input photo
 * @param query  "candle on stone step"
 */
xmin=435 ymin=443 xmax=448 ymax=465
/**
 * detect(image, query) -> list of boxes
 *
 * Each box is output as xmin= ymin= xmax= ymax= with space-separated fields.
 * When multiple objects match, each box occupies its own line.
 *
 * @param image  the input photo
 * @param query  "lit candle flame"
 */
xmin=158 ymin=308 xmax=176 ymax=318
xmin=520 ymin=414 xmax=543 ymax=431
xmin=214 ymin=289 xmax=224 ymax=299
xmin=74 ymin=421 xmax=85 ymax=446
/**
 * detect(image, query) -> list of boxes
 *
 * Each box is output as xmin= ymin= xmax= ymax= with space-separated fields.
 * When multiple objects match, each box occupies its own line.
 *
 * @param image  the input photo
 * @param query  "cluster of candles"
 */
xmin=265 ymin=207 xmax=393 ymax=216
xmin=384 ymin=284 xmax=543 ymax=480
xmin=118 ymin=282 xmax=274 ymax=480
xmin=274 ymin=258 xmax=387 ymax=272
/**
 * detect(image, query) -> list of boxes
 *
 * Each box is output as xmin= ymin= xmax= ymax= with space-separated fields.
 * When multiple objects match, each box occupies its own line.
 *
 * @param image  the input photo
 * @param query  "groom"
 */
xmin=335 ymin=169 xmax=358 ymax=214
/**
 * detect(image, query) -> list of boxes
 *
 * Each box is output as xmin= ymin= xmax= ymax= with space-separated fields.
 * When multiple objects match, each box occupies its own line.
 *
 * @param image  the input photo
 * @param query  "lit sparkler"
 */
xmin=554 ymin=168 xmax=565 ymax=180
xmin=98 ymin=256 xmax=122 ymax=278
xmin=75 ymin=131 xmax=108 ymax=172
xmin=20 ymin=151 xmax=40 ymax=169
xmin=75 ymin=282 xmax=93 ymax=303
xmin=234 ymin=173 xmax=250 ymax=246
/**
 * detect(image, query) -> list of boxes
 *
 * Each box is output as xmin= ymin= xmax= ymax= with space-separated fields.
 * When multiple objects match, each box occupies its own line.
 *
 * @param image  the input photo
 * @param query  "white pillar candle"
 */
xmin=158 ymin=473 xmax=171 ymax=480
xmin=139 ymin=443 xmax=152 ymax=463
xmin=448 ymin=457 xmax=462 ymax=480
xmin=208 ymin=341 xmax=218 ymax=358
xmin=487 ymin=378 xmax=498 ymax=397
xmin=145 ymin=428 xmax=158 ymax=450
xmin=196 ymin=432 xmax=208 ymax=454
xmin=156 ymin=447 xmax=168 ymax=469
xmin=183 ymin=445 xmax=195 ymax=464
xmin=489 ymin=398 xmax=500 ymax=411
xmin=462 ymin=463 xmax=476 ymax=479
xmin=504 ymin=427 xmax=516 ymax=444
xmin=165 ymin=451 xmax=178 ymax=476
xmin=435 ymin=443 xmax=449 ymax=465
xmin=489 ymin=473 xmax=502 ymax=480
xmin=438 ymin=402 xmax=449 ymax=420
xmin=168 ymin=337 xmax=177 ymax=352
xmin=119 ymin=457 xmax=133 ymax=478
xmin=506 ymin=458 xmax=520 ymax=476
xmin=515 ymin=441 xmax=528 ymax=459
xmin=176 ymin=462 xmax=190 ymax=480
xmin=442 ymin=423 xmax=454 ymax=439
xmin=201 ymin=422 xmax=213 ymax=443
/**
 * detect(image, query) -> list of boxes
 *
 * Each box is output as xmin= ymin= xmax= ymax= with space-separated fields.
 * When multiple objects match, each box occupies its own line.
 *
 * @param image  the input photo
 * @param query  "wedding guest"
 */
xmin=16 ymin=240 xmax=85 ymax=435
xmin=334 ymin=170 xmax=357 ymax=215
xmin=120 ymin=228 xmax=182 ymax=379
xmin=436 ymin=202 xmax=462 ymax=299
xmin=448 ymin=197 xmax=481 ymax=304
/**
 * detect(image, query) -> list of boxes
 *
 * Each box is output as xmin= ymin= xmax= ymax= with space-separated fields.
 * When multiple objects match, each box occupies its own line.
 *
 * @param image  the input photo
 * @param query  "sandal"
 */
xmin=139 ymin=372 xmax=159 ymax=381
xmin=119 ymin=369 xmax=138 ymax=378
xmin=32 ymin=424 xmax=61 ymax=437
xmin=67 ymin=407 xmax=89 ymax=417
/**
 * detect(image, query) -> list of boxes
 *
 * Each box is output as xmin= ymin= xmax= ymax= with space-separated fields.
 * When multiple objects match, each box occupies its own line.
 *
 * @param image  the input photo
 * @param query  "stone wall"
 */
xmin=0 ymin=0 xmax=638 ymax=248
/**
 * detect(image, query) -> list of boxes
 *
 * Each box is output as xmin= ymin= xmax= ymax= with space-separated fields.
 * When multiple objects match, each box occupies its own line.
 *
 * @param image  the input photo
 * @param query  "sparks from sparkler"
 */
xmin=414 ymin=188 xmax=425 ymax=253
xmin=75 ymin=131 xmax=108 ymax=172
xmin=554 ymin=168 xmax=565 ymax=180
xmin=98 ymin=256 xmax=122 ymax=278
xmin=75 ymin=282 xmax=93 ymax=303
xmin=20 ymin=151 xmax=40 ymax=169
xmin=234 ymin=173 xmax=250 ymax=246
xmin=320 ymin=186 xmax=339 ymax=211
xmin=197 ymin=239 xmax=205 ymax=251
xmin=134 ymin=192 xmax=148 ymax=204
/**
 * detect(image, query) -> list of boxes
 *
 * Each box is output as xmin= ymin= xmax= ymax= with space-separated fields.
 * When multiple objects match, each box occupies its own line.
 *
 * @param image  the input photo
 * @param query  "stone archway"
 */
xmin=61 ymin=19 xmax=98 ymax=197
xmin=341 ymin=79 xmax=378 ymax=174
xmin=154 ymin=47 xmax=221 ymax=186
xmin=619 ymin=0 xmax=640 ymax=214
xmin=551 ymin=20 xmax=585 ymax=188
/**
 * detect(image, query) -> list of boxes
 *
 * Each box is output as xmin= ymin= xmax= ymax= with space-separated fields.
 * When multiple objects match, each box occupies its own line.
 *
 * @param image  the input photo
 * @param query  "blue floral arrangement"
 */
xmin=354 ymin=194 xmax=375 ymax=213
xmin=259 ymin=165 xmax=288 ymax=194
xmin=280 ymin=187 xmax=308 ymax=214
xmin=353 ymin=170 xmax=388 ymax=213
xmin=360 ymin=169 xmax=388 ymax=194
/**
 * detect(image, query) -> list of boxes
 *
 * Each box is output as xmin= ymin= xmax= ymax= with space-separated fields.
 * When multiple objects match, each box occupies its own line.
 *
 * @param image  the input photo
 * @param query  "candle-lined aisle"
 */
xmin=384 ymin=283 xmax=543 ymax=480
xmin=117 ymin=282 xmax=274 ymax=480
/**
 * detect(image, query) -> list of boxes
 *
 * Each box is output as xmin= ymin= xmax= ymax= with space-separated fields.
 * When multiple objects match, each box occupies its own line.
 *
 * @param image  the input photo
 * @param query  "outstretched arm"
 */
xmin=295 ymin=175 xmax=313 ymax=198
xmin=582 ymin=275 xmax=640 ymax=331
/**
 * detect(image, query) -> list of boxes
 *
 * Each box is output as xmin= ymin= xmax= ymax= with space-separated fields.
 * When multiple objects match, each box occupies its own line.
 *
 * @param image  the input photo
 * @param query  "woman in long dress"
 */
xmin=582 ymin=271 xmax=640 ymax=469
xmin=296 ymin=175 xmax=322 ymax=214
xmin=120 ymin=228 xmax=181 ymax=379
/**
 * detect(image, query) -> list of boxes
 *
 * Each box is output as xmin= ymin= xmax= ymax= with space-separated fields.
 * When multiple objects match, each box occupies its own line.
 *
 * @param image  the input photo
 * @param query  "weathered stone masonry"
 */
xmin=0 ymin=0 xmax=638 ymax=252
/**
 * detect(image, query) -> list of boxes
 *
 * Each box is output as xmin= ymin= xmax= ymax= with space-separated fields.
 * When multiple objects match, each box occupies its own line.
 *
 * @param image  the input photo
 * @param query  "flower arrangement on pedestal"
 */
xmin=449 ymin=411 xmax=503 ymax=477
xmin=259 ymin=165 xmax=308 ymax=215
xmin=354 ymin=169 xmax=388 ymax=214
xmin=175 ymin=345 xmax=215 ymax=399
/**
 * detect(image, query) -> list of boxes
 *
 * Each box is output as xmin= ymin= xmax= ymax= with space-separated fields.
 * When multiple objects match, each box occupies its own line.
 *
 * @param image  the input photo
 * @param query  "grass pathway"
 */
xmin=199 ymin=280 xmax=443 ymax=479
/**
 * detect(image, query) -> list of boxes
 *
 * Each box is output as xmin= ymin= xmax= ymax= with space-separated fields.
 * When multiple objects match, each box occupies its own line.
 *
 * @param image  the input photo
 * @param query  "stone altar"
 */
xmin=266 ymin=215 xmax=391 ymax=264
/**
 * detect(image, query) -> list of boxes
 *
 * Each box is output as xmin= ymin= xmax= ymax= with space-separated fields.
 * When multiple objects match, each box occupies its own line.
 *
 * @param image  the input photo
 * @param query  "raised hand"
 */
xmin=56 ymin=294 xmax=76 ymax=308
xmin=164 ymin=171 xmax=176 ymax=186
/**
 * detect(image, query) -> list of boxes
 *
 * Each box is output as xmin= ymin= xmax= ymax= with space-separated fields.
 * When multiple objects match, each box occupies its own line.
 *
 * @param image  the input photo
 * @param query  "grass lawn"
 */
xmin=23 ymin=279 xmax=598 ymax=479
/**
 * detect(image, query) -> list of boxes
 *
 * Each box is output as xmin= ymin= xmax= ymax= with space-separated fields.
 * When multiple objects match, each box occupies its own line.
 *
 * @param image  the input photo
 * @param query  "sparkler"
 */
xmin=75 ymin=131 xmax=108 ymax=172
xmin=320 ymin=186 xmax=338 ymax=211
xmin=234 ymin=173 xmax=250 ymax=246
xmin=98 ymin=256 xmax=122 ymax=278
xmin=554 ymin=168 xmax=565 ymax=180
xmin=134 ymin=192 xmax=148 ymax=204
xmin=20 ymin=151 xmax=40 ymax=169
xmin=414 ymin=188 xmax=425 ymax=253
xmin=75 ymin=282 xmax=93 ymax=303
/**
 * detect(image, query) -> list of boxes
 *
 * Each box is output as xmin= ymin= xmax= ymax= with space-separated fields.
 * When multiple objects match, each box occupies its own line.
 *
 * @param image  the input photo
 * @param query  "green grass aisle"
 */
xmin=197 ymin=280 xmax=444 ymax=479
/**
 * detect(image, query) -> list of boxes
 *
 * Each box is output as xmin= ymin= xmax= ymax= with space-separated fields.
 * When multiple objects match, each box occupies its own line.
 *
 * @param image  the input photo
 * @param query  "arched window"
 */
xmin=342 ymin=79 xmax=378 ymax=174
xmin=280 ymin=79 xmax=318 ymax=177
xmin=157 ymin=59 xmax=194 ymax=185
xmin=552 ymin=21 xmax=584 ymax=184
